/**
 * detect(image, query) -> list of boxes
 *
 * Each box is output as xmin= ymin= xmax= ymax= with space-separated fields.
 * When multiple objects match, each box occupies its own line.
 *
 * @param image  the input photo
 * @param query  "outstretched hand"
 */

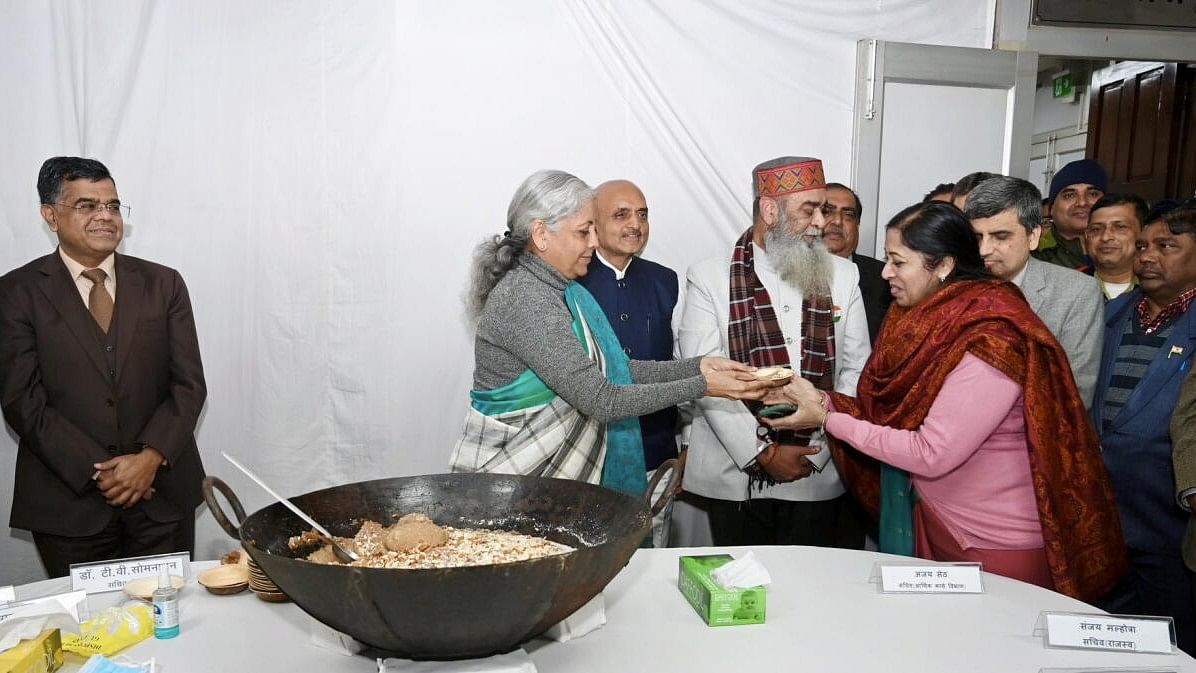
xmin=699 ymin=356 xmax=753 ymax=376
xmin=759 ymin=402 xmax=826 ymax=431
xmin=762 ymin=376 xmax=820 ymax=406
xmin=759 ymin=377 xmax=828 ymax=431
xmin=700 ymin=356 xmax=781 ymax=401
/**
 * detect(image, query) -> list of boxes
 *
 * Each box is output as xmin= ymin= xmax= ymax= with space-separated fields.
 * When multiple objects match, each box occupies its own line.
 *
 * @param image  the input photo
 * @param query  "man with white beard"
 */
xmin=677 ymin=156 xmax=871 ymax=547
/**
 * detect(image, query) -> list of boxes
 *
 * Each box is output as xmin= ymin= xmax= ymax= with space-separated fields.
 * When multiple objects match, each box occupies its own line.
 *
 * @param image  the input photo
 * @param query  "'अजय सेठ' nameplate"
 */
xmin=876 ymin=563 xmax=983 ymax=594
xmin=1035 ymin=611 xmax=1175 ymax=655
xmin=69 ymin=552 xmax=190 ymax=594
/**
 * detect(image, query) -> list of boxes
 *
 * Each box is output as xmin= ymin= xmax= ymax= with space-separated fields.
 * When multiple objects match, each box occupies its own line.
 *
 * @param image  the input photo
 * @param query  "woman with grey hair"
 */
xmin=452 ymin=169 xmax=775 ymax=496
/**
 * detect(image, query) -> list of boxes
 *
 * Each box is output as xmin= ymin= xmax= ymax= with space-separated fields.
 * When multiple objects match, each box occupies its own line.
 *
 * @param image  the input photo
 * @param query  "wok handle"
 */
xmin=203 ymin=476 xmax=248 ymax=539
xmin=645 ymin=458 xmax=681 ymax=517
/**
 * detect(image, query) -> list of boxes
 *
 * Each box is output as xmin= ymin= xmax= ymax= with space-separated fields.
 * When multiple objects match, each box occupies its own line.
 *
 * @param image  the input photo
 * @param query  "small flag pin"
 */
xmin=1170 ymin=346 xmax=1185 ymax=358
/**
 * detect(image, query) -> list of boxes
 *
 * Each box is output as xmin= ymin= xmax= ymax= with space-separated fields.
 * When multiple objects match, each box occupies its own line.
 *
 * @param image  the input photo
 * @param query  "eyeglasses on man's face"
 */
xmin=55 ymin=201 xmax=130 ymax=218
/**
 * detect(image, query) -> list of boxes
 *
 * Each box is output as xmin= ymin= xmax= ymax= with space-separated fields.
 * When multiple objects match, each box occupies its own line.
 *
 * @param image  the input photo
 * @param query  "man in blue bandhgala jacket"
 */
xmin=577 ymin=180 xmax=680 ymax=546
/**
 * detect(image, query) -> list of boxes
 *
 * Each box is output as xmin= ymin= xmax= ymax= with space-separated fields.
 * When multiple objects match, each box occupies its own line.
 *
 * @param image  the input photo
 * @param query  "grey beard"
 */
xmin=764 ymin=226 xmax=833 ymax=297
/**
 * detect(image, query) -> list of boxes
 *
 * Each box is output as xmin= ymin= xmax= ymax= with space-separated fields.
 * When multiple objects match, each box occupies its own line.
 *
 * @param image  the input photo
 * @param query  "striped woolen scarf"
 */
xmin=728 ymin=228 xmax=836 ymax=482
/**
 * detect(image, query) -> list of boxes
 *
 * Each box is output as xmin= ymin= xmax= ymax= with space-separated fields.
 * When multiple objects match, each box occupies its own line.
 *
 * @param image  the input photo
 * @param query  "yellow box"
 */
xmin=0 ymin=628 xmax=63 ymax=673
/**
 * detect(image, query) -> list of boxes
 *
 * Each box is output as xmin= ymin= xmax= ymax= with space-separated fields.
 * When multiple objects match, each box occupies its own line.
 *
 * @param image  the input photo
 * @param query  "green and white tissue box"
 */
xmin=677 ymin=554 xmax=766 ymax=626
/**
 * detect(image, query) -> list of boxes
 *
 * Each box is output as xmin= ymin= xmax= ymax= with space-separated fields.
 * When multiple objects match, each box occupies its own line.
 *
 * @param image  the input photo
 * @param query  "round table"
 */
xmin=13 ymin=546 xmax=1196 ymax=672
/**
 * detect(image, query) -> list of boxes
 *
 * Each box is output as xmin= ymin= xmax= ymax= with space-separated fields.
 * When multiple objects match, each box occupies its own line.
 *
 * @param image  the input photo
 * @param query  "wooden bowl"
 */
xmin=755 ymin=366 xmax=794 ymax=383
xmin=123 ymin=575 xmax=184 ymax=600
xmin=254 ymin=590 xmax=290 ymax=603
xmin=198 ymin=565 xmax=249 ymax=595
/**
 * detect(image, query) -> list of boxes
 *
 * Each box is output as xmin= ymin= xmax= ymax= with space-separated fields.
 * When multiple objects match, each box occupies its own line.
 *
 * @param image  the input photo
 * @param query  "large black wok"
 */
xmin=203 ymin=468 xmax=674 ymax=659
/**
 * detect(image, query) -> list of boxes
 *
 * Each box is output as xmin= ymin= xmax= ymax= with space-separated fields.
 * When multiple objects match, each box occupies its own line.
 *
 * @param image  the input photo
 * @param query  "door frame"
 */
xmin=850 ymin=40 xmax=1038 ymax=258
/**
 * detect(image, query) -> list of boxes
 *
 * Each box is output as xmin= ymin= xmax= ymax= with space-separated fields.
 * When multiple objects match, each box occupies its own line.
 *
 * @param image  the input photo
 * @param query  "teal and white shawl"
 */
xmin=450 ymin=283 xmax=647 ymax=496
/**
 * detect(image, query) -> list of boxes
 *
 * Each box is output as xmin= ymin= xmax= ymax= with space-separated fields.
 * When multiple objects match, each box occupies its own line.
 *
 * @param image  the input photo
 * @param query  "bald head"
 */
xmin=593 ymin=180 xmax=649 ymax=269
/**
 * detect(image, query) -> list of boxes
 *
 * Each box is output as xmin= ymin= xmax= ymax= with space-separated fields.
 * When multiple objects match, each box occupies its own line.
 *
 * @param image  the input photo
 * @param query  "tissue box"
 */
xmin=0 ymin=629 xmax=63 ymax=673
xmin=677 ymin=555 xmax=766 ymax=626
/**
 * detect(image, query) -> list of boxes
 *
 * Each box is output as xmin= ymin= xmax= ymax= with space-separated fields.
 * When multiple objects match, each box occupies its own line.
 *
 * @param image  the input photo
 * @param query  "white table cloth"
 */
xmin=13 ymin=546 xmax=1195 ymax=672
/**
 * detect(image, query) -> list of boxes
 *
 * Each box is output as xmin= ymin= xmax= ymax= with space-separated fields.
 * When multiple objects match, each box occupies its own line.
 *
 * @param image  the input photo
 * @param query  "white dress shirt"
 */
xmin=595 ymin=251 xmax=633 ymax=281
xmin=59 ymin=247 xmax=116 ymax=309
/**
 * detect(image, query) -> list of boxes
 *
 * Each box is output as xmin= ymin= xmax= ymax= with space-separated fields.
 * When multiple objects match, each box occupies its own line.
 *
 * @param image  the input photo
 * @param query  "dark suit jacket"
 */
xmin=850 ymin=253 xmax=891 ymax=345
xmin=1172 ymin=367 xmax=1196 ymax=570
xmin=1091 ymin=290 xmax=1196 ymax=553
xmin=0 ymin=252 xmax=206 ymax=536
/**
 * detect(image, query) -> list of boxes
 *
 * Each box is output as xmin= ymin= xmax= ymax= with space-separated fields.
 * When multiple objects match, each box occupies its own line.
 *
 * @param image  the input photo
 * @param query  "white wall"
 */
xmin=0 ymin=1 xmax=993 ymax=585
xmin=1028 ymin=62 xmax=1092 ymax=196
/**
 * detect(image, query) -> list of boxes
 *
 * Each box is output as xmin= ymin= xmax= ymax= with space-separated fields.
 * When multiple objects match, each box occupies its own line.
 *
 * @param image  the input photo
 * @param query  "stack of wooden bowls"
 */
xmin=247 ymin=555 xmax=288 ymax=602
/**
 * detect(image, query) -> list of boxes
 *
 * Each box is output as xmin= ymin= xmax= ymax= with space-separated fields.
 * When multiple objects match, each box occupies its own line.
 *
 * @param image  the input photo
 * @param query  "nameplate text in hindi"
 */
xmin=1043 ymin=612 xmax=1173 ymax=654
xmin=69 ymin=552 xmax=190 ymax=594
xmin=879 ymin=564 xmax=983 ymax=594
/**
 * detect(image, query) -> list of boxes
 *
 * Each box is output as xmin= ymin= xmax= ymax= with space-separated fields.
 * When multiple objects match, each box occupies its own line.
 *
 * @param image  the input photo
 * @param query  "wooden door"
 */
xmin=1174 ymin=64 xmax=1196 ymax=199
xmin=1087 ymin=61 xmax=1178 ymax=201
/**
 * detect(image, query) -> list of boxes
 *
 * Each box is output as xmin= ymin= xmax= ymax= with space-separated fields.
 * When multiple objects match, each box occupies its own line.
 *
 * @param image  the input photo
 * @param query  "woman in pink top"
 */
xmin=763 ymin=201 xmax=1125 ymax=600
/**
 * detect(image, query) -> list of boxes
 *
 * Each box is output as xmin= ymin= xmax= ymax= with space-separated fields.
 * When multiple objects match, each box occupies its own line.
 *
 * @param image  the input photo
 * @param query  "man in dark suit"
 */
xmin=0 ymin=157 xmax=206 ymax=577
xmin=823 ymin=183 xmax=890 ymax=344
xmin=1091 ymin=205 xmax=1196 ymax=654
xmin=1173 ymin=368 xmax=1196 ymax=625
xmin=576 ymin=179 xmax=679 ymax=545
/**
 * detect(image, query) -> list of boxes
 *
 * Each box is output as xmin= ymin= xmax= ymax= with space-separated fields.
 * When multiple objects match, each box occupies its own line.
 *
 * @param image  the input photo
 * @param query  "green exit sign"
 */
xmin=1053 ymin=72 xmax=1074 ymax=99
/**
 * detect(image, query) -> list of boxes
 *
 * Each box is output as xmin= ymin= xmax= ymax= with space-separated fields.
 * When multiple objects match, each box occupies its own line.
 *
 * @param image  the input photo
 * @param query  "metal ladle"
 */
xmin=221 ymin=451 xmax=360 ymax=564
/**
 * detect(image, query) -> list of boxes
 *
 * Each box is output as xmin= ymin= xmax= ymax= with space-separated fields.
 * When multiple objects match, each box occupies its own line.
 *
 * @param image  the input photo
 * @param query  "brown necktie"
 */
xmin=81 ymin=268 xmax=113 ymax=333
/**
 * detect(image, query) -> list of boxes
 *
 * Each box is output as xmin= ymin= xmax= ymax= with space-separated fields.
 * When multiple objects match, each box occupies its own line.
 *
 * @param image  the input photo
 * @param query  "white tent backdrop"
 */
xmin=0 ymin=1 xmax=994 ymax=584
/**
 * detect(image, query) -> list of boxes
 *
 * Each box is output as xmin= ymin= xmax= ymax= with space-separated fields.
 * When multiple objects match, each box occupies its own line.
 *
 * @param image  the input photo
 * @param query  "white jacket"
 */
xmin=677 ymin=243 xmax=871 ymax=502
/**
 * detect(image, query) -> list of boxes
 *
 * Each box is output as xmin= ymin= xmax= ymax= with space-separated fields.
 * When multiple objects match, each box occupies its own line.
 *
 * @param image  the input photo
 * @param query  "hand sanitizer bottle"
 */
xmin=152 ymin=565 xmax=180 ymax=639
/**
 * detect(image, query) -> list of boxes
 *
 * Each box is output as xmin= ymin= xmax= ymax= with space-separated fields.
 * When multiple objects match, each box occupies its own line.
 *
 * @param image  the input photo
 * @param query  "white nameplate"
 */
xmin=0 ymin=585 xmax=14 ymax=603
xmin=0 ymin=590 xmax=87 ymax=623
xmin=879 ymin=563 xmax=983 ymax=593
xmin=1041 ymin=612 xmax=1174 ymax=654
xmin=69 ymin=551 xmax=190 ymax=594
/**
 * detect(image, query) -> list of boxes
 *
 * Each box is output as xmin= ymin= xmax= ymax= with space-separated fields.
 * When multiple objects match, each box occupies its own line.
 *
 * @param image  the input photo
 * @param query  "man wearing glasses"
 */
xmin=0 ymin=157 xmax=207 ymax=577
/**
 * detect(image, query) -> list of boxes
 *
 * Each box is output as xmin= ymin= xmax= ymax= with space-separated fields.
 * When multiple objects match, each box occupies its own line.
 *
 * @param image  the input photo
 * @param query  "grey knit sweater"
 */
xmin=473 ymin=253 xmax=706 ymax=422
